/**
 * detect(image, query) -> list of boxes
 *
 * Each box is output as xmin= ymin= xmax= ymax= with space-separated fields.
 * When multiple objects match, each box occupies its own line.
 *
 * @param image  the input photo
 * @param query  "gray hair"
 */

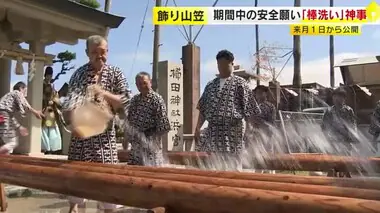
xmin=135 ymin=71 xmax=151 ymax=79
xmin=86 ymin=35 xmax=107 ymax=50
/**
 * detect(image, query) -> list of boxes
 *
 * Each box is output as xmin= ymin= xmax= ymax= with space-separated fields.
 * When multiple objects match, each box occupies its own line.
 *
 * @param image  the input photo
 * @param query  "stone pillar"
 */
xmin=0 ymin=58 xmax=11 ymax=98
xmin=157 ymin=61 xmax=184 ymax=152
xmin=16 ymin=42 xmax=45 ymax=155
xmin=181 ymin=43 xmax=200 ymax=151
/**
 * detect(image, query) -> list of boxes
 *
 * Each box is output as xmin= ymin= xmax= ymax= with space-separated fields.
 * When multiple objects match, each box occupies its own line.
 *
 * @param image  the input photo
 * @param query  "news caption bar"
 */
xmin=152 ymin=3 xmax=380 ymax=36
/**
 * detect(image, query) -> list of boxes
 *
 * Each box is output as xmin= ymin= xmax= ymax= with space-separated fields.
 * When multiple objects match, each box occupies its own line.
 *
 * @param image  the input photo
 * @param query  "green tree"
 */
xmin=52 ymin=51 xmax=76 ymax=83
xmin=76 ymin=0 xmax=101 ymax=9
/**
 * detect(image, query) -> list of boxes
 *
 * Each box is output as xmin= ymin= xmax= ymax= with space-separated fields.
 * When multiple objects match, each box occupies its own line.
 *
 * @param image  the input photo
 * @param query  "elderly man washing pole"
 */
xmin=62 ymin=35 xmax=131 ymax=213
xmin=125 ymin=71 xmax=171 ymax=166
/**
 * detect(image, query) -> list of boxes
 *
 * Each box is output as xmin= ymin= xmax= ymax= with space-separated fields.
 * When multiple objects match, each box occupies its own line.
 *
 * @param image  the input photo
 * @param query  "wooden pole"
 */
xmin=3 ymin=158 xmax=380 ymax=200
xmin=0 ymin=161 xmax=379 ymax=213
xmin=329 ymin=0 xmax=335 ymax=88
xmin=181 ymin=43 xmax=201 ymax=152
xmin=152 ymin=0 xmax=162 ymax=91
xmin=293 ymin=0 xmax=302 ymax=111
xmin=0 ymin=183 xmax=6 ymax=212
xmin=118 ymin=150 xmax=209 ymax=165
xmin=104 ymin=0 xmax=111 ymax=38
xmin=249 ymin=153 xmax=380 ymax=173
xmin=255 ymin=0 xmax=260 ymax=85
xmin=6 ymin=152 xmax=380 ymax=174
xmin=149 ymin=207 xmax=166 ymax=213
xmin=3 ymin=155 xmax=380 ymax=191
xmin=104 ymin=0 xmax=111 ymax=12
xmin=7 ymin=152 xmax=380 ymax=173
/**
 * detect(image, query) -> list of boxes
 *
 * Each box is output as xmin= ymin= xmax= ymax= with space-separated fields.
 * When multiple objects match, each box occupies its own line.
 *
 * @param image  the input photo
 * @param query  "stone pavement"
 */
xmin=6 ymin=190 xmax=148 ymax=213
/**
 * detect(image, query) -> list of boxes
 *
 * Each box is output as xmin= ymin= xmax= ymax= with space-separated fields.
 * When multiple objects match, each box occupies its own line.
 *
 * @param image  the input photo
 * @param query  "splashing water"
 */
xmin=121 ymin=117 xmax=191 ymax=167
xmin=120 ymin=93 xmax=378 ymax=177
xmin=186 ymin=110 xmax=376 ymax=176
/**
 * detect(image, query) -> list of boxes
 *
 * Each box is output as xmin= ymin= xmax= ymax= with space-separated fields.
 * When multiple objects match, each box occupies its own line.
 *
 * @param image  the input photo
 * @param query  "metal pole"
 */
xmin=152 ymin=0 xmax=162 ymax=92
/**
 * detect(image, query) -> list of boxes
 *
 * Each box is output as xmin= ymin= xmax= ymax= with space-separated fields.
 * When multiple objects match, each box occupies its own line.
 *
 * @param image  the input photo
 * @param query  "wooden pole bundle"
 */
xmin=1 ymin=155 xmax=380 ymax=212
xmin=4 ymin=154 xmax=380 ymax=190
xmin=0 ymin=161 xmax=378 ymax=213
xmin=2 ymin=155 xmax=380 ymax=200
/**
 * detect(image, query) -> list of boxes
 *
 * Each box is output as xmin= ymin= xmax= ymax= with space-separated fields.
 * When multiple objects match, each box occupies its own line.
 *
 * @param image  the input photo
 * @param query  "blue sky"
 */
xmin=11 ymin=0 xmax=380 ymax=93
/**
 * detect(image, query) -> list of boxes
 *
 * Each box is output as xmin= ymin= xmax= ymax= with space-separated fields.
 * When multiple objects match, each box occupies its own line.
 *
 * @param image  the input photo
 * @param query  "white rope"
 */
xmin=28 ymin=54 xmax=36 ymax=82
xmin=0 ymin=50 xmax=5 ymax=58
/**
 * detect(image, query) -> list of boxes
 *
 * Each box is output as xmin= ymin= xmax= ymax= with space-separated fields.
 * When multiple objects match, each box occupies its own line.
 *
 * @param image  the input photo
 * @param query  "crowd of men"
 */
xmin=0 ymin=34 xmax=378 ymax=212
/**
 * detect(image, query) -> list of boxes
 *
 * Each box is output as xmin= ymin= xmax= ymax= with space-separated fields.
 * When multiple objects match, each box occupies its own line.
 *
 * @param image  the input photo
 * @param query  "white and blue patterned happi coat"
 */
xmin=125 ymin=90 xmax=171 ymax=166
xmin=196 ymin=75 xmax=260 ymax=154
xmin=63 ymin=63 xmax=130 ymax=164
xmin=0 ymin=90 xmax=31 ymax=140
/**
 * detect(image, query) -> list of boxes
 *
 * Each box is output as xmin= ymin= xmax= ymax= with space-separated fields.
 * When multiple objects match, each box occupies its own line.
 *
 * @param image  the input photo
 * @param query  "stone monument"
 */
xmin=157 ymin=61 xmax=184 ymax=151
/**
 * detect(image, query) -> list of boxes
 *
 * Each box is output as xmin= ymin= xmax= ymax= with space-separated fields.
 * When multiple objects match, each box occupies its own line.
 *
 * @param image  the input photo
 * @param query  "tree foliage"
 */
xmin=52 ymin=51 xmax=76 ymax=83
xmin=252 ymin=41 xmax=292 ymax=82
xmin=75 ymin=0 xmax=101 ymax=9
xmin=56 ymin=51 xmax=76 ymax=62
